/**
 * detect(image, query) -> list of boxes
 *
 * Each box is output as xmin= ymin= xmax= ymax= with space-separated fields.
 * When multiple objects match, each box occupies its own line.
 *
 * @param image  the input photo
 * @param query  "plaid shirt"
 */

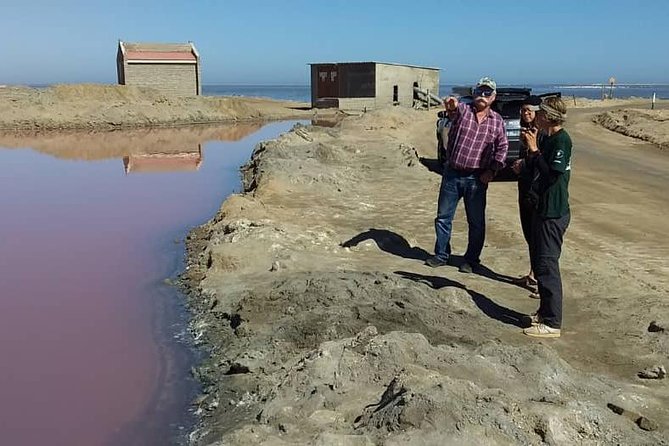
xmin=446 ymin=102 xmax=508 ymax=171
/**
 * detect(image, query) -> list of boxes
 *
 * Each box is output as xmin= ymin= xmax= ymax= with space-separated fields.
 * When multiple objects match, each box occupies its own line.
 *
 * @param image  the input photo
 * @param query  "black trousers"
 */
xmin=531 ymin=212 xmax=570 ymax=328
xmin=517 ymin=181 xmax=534 ymax=257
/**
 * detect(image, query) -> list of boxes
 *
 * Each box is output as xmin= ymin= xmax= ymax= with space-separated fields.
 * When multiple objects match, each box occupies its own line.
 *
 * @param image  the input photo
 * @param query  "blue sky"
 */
xmin=1 ymin=0 xmax=668 ymax=86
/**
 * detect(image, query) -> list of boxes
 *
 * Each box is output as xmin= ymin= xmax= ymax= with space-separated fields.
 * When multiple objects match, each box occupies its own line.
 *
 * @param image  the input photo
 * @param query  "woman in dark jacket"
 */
xmin=511 ymin=96 xmax=543 ymax=297
xmin=519 ymin=96 xmax=572 ymax=338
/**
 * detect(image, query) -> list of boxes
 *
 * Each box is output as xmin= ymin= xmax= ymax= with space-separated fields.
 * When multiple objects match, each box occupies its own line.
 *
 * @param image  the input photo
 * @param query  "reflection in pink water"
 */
xmin=0 ymin=122 xmax=300 ymax=446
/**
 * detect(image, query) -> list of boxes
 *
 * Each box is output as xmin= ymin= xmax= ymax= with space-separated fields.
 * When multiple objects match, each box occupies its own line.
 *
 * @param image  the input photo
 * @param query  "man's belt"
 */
xmin=449 ymin=165 xmax=484 ymax=175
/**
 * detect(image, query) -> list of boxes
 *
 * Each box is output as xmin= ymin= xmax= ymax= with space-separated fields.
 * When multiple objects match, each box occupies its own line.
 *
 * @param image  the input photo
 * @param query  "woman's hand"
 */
xmin=521 ymin=127 xmax=539 ymax=152
xmin=511 ymin=159 xmax=524 ymax=174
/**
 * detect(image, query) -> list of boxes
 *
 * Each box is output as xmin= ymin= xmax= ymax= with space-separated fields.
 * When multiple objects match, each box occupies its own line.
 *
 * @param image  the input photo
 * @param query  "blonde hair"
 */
xmin=541 ymin=96 xmax=567 ymax=124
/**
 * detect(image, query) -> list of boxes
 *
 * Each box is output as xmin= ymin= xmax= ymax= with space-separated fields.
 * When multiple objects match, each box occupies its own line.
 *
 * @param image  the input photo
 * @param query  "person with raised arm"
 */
xmin=425 ymin=77 xmax=508 ymax=274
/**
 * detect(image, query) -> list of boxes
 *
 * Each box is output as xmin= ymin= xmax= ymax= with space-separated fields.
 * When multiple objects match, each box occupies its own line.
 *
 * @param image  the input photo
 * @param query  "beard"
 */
xmin=474 ymin=97 xmax=490 ymax=111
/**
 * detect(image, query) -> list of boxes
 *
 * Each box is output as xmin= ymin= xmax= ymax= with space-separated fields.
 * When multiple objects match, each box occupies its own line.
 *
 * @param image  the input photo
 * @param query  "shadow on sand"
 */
xmin=341 ymin=228 xmax=430 ymax=261
xmin=342 ymin=228 xmax=527 ymax=291
xmin=395 ymin=270 xmax=529 ymax=328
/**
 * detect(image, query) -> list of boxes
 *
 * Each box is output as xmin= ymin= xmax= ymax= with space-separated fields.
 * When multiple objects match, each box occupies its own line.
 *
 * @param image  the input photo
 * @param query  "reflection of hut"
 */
xmin=0 ymin=123 xmax=265 ymax=173
xmin=123 ymin=146 xmax=203 ymax=174
xmin=117 ymin=41 xmax=201 ymax=96
xmin=309 ymin=62 xmax=440 ymax=110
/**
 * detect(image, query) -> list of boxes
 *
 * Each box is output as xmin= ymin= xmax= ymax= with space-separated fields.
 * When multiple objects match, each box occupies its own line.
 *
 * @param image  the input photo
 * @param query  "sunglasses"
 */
xmin=473 ymin=88 xmax=495 ymax=97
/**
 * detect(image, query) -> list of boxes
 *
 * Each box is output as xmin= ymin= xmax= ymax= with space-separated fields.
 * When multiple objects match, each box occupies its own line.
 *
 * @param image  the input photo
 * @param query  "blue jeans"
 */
xmin=434 ymin=167 xmax=488 ymax=264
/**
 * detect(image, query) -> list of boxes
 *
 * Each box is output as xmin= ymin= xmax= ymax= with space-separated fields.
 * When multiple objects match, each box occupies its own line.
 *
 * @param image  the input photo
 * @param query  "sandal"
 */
xmin=511 ymin=275 xmax=538 ymax=291
xmin=510 ymin=274 xmax=530 ymax=285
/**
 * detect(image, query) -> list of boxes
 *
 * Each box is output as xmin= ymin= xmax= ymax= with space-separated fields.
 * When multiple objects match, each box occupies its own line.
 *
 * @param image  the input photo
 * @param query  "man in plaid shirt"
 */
xmin=426 ymin=77 xmax=508 ymax=273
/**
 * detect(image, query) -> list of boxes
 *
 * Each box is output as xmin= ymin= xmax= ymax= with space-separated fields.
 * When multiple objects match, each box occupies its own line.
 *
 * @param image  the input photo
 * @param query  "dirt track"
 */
xmin=179 ymin=100 xmax=669 ymax=444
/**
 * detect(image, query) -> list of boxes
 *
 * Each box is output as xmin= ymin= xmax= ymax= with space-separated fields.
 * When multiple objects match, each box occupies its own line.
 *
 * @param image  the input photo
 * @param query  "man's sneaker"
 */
xmin=425 ymin=256 xmax=450 ymax=268
xmin=523 ymin=323 xmax=561 ymax=338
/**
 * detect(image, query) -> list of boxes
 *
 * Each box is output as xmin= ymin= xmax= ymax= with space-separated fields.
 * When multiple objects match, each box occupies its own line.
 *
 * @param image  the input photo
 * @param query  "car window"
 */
xmin=493 ymin=100 xmax=524 ymax=119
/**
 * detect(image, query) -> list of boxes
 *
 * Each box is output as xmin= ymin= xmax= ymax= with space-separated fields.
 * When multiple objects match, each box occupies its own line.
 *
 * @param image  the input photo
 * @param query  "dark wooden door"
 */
xmin=316 ymin=64 xmax=338 ymax=98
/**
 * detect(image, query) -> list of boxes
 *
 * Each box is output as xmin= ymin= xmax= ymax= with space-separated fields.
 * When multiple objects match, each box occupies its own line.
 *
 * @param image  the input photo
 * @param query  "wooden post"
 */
xmin=427 ymin=89 xmax=430 ymax=111
xmin=608 ymin=76 xmax=616 ymax=99
xmin=573 ymin=94 xmax=576 ymax=106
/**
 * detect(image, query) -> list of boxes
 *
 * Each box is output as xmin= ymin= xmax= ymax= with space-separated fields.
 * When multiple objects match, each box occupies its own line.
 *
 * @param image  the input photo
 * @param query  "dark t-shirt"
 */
xmin=518 ymin=130 xmax=545 ymax=191
xmin=537 ymin=129 xmax=572 ymax=218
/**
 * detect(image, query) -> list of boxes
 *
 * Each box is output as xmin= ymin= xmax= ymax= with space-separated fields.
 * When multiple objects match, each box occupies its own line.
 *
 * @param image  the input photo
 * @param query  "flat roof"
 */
xmin=119 ymin=41 xmax=199 ymax=62
xmin=126 ymin=51 xmax=196 ymax=62
xmin=309 ymin=61 xmax=440 ymax=71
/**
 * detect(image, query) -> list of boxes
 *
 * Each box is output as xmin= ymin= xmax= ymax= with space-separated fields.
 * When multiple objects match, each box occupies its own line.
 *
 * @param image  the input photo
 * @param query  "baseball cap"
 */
xmin=522 ymin=95 xmax=542 ymax=111
xmin=475 ymin=77 xmax=497 ymax=91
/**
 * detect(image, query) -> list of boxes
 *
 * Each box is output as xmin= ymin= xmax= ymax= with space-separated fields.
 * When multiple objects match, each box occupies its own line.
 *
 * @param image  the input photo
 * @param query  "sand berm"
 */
xmin=175 ymin=100 xmax=669 ymax=443
xmin=2 ymin=85 xmax=668 ymax=445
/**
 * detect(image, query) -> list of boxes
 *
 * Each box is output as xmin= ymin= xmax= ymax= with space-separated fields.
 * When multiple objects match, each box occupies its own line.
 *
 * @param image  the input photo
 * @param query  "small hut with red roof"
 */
xmin=116 ymin=41 xmax=201 ymax=96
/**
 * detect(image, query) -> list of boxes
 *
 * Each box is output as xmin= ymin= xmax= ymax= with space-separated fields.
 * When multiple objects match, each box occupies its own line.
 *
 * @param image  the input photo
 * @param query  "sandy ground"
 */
xmin=0 ymin=84 xmax=333 ymax=130
xmin=3 ymin=87 xmax=668 ymax=444
xmin=176 ymin=98 xmax=669 ymax=445
xmin=594 ymin=108 xmax=669 ymax=149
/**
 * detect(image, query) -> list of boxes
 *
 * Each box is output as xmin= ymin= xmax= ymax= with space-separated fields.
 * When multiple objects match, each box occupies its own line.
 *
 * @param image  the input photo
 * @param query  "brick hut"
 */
xmin=116 ymin=41 xmax=201 ymax=96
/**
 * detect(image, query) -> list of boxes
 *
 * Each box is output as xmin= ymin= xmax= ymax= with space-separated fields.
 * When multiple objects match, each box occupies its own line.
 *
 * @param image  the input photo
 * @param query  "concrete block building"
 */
xmin=117 ymin=41 xmax=201 ymax=96
xmin=309 ymin=62 xmax=440 ymax=110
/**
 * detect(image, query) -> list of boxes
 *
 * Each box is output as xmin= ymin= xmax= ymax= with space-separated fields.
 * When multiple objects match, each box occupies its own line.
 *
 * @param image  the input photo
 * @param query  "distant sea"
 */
xmin=203 ymin=84 xmax=669 ymax=102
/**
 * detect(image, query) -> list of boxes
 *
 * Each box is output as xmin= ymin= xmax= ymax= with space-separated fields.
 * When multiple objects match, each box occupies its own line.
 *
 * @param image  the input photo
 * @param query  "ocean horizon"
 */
xmin=202 ymin=83 xmax=669 ymax=102
xmin=23 ymin=82 xmax=669 ymax=102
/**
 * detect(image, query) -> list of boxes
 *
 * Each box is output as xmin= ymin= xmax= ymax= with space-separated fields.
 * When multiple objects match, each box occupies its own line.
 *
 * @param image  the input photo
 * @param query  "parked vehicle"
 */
xmin=436 ymin=87 xmax=560 ymax=181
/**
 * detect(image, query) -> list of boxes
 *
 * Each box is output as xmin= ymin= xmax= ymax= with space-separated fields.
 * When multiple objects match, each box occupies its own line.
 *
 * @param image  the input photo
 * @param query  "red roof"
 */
xmin=126 ymin=51 xmax=196 ymax=61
